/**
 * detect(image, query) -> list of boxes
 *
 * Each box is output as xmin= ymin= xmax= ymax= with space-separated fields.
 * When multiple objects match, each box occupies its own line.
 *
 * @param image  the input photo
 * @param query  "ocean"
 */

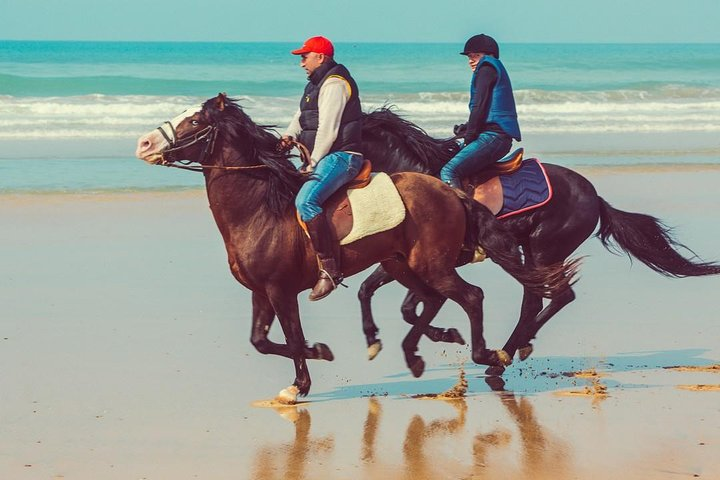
xmin=1 ymin=40 xmax=719 ymax=192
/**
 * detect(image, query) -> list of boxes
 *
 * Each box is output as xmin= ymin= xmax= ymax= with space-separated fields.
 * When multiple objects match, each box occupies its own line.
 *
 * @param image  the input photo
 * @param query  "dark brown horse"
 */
xmin=357 ymin=108 xmax=720 ymax=374
xmin=135 ymin=94 xmax=575 ymax=401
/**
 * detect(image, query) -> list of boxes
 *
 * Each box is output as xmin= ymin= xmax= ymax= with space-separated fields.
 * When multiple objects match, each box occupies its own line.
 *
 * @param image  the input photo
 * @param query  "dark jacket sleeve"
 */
xmin=465 ymin=64 xmax=498 ymax=142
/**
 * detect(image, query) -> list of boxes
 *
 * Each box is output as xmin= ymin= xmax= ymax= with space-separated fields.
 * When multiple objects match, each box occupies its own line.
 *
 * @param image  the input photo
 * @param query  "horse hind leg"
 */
xmin=504 ymin=205 xmax=595 ymax=365
xmin=381 ymin=260 xmax=446 ymax=378
xmin=520 ymin=287 xmax=576 ymax=357
xmin=358 ymin=266 xmax=395 ymax=360
xmin=484 ymin=286 xmax=544 ymax=375
xmin=401 ymin=291 xmax=466 ymax=346
xmin=358 ymin=266 xmax=465 ymax=362
xmin=487 ymin=286 xmax=576 ymax=378
xmin=485 ymin=287 xmax=576 ymax=376
xmin=418 ymin=266 xmax=511 ymax=368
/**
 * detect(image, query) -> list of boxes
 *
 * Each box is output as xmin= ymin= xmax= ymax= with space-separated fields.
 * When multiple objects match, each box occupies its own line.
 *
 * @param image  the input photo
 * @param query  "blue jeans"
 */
xmin=295 ymin=151 xmax=364 ymax=222
xmin=440 ymin=131 xmax=512 ymax=188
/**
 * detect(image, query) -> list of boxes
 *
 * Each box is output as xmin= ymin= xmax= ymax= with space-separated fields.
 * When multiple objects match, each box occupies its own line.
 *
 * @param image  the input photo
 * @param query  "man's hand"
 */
xmin=277 ymin=135 xmax=294 ymax=152
xmin=463 ymin=129 xmax=479 ymax=145
xmin=453 ymin=123 xmax=468 ymax=136
xmin=299 ymin=163 xmax=315 ymax=174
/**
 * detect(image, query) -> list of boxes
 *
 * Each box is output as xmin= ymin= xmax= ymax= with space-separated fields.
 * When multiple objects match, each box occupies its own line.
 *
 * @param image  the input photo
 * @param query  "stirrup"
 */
xmin=309 ymin=269 xmax=343 ymax=301
xmin=319 ymin=269 xmax=340 ymax=289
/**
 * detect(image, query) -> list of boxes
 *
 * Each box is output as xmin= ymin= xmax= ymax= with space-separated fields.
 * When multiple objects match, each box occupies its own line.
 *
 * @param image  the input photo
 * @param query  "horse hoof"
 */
xmin=485 ymin=365 xmax=506 ymax=376
xmin=519 ymin=345 xmax=534 ymax=361
xmin=484 ymin=375 xmax=506 ymax=391
xmin=446 ymin=328 xmax=466 ymax=345
xmin=496 ymin=350 xmax=513 ymax=366
xmin=410 ymin=358 xmax=426 ymax=378
xmin=368 ymin=340 xmax=383 ymax=361
xmin=276 ymin=385 xmax=299 ymax=405
xmin=314 ymin=343 xmax=335 ymax=361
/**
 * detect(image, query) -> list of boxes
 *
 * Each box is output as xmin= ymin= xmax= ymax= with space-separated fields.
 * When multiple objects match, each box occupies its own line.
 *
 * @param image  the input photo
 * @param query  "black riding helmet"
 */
xmin=460 ymin=34 xmax=500 ymax=58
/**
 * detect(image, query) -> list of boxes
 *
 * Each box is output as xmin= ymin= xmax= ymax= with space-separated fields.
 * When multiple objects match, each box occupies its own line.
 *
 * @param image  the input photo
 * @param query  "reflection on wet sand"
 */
xmin=361 ymin=397 xmax=381 ymax=462
xmin=402 ymin=398 xmax=467 ymax=480
xmin=251 ymin=380 xmax=576 ymax=479
xmin=251 ymin=407 xmax=333 ymax=480
xmin=492 ymin=391 xmax=572 ymax=479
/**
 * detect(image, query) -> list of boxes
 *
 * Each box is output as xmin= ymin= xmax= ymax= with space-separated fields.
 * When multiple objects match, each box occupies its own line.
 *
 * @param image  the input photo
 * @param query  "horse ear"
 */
xmin=216 ymin=92 xmax=227 ymax=111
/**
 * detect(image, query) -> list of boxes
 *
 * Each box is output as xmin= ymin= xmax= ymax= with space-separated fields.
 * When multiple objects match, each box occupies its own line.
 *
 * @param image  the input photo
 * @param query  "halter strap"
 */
xmin=156 ymin=121 xmax=177 ymax=146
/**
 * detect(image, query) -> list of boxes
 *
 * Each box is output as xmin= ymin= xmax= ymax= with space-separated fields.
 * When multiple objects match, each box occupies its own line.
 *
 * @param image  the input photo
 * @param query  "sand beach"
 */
xmin=1 ymin=164 xmax=719 ymax=479
xmin=2 ymin=38 xmax=720 ymax=480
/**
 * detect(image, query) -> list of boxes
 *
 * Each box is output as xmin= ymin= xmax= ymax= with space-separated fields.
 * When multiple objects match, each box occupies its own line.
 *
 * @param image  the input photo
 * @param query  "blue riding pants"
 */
xmin=440 ymin=131 xmax=512 ymax=188
xmin=295 ymin=151 xmax=364 ymax=222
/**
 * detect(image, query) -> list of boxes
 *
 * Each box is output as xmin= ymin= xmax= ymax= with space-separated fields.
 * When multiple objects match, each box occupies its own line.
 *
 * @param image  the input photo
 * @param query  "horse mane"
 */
xmin=202 ymin=97 xmax=304 ymax=216
xmin=361 ymin=106 xmax=460 ymax=175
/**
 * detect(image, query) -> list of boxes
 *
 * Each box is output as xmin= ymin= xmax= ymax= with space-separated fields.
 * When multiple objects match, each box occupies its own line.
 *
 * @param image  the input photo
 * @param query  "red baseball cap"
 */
xmin=291 ymin=36 xmax=334 ymax=56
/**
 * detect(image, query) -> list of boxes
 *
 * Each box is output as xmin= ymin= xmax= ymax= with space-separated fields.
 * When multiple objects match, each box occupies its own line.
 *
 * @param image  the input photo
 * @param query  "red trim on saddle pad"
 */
xmin=496 ymin=158 xmax=553 ymax=220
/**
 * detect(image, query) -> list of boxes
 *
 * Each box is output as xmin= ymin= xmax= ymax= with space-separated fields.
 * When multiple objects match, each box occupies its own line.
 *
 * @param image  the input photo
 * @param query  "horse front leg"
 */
xmin=261 ymin=291 xmax=335 ymax=403
xmin=358 ymin=266 xmax=395 ymax=360
xmin=250 ymin=292 xmax=334 ymax=361
xmin=271 ymin=293 xmax=312 ymax=402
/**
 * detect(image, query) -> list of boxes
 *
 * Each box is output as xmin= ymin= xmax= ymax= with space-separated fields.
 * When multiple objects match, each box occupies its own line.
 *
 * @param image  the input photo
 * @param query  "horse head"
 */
xmin=137 ymin=94 xmax=304 ymax=215
xmin=135 ymin=93 xmax=229 ymax=165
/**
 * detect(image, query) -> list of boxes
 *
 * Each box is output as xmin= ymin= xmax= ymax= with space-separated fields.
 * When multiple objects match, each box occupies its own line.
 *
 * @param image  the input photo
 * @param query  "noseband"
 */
xmin=156 ymin=121 xmax=218 ymax=166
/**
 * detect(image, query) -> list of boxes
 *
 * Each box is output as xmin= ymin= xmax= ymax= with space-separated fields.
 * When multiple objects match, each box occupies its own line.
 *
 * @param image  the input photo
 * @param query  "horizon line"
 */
xmin=2 ymin=39 xmax=719 ymax=45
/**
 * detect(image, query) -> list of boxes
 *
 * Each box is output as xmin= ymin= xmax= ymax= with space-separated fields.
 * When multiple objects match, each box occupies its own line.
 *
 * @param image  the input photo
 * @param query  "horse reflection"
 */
xmin=251 ymin=407 xmax=333 ymax=480
xmin=361 ymin=397 xmax=382 ymax=462
xmin=473 ymin=378 xmax=573 ymax=479
xmin=252 ymin=387 xmax=574 ymax=479
xmin=402 ymin=398 xmax=468 ymax=480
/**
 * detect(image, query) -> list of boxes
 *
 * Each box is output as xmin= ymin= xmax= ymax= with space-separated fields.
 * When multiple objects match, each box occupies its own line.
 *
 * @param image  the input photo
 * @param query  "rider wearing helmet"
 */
xmin=440 ymin=34 xmax=521 ymax=189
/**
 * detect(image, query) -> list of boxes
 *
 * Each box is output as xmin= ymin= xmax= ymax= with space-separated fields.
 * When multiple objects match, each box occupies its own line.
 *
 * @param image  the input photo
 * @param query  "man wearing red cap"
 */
xmin=440 ymin=34 xmax=521 ymax=189
xmin=280 ymin=36 xmax=364 ymax=301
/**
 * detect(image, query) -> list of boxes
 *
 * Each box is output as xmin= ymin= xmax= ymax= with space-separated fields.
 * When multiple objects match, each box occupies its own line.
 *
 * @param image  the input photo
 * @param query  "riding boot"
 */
xmin=305 ymin=214 xmax=343 ymax=301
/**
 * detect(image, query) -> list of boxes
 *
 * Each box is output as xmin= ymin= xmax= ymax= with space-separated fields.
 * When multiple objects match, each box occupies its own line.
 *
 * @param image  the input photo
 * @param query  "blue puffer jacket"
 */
xmin=469 ymin=56 xmax=521 ymax=141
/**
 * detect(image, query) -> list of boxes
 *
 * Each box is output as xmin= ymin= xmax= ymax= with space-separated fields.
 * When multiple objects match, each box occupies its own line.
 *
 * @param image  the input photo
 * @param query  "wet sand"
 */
xmin=1 ymin=168 xmax=720 ymax=479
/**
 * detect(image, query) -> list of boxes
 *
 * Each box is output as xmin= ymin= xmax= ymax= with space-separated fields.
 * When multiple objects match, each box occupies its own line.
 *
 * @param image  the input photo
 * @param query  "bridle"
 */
xmin=154 ymin=120 xmax=269 ymax=173
xmin=152 ymin=119 xmax=311 ymax=173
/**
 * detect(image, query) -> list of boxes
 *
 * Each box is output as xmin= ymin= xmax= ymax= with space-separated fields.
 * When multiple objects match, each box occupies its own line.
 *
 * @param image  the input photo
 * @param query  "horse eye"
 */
xmin=191 ymin=120 xmax=199 ymax=126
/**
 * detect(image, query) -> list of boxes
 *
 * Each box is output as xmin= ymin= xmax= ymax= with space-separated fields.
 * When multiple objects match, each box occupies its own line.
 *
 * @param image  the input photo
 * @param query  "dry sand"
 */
xmin=1 ymin=168 xmax=720 ymax=479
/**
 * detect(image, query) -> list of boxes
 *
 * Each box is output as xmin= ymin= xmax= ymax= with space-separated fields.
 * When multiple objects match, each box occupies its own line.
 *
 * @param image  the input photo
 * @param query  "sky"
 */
xmin=0 ymin=0 xmax=719 ymax=43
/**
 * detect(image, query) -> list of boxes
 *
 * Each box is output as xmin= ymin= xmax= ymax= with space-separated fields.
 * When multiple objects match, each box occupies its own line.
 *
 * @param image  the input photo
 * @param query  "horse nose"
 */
xmin=135 ymin=137 xmax=153 ymax=158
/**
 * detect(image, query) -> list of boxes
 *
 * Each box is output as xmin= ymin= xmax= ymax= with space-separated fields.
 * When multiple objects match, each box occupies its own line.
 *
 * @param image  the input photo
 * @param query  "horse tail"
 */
xmin=465 ymin=196 xmax=580 ymax=298
xmin=597 ymin=198 xmax=720 ymax=277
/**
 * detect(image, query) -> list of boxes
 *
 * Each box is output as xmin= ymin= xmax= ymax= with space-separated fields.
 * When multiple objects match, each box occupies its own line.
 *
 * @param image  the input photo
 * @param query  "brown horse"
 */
xmin=135 ymin=94 xmax=575 ymax=402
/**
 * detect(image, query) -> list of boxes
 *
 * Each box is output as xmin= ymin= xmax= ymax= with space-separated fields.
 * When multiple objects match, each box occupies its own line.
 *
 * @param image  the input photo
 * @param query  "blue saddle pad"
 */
xmin=497 ymin=158 xmax=552 ymax=218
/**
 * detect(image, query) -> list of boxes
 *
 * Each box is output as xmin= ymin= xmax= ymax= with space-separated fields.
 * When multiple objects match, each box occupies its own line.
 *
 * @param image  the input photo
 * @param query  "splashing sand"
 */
xmin=412 ymin=368 xmax=468 ymax=400
xmin=554 ymin=369 xmax=609 ymax=399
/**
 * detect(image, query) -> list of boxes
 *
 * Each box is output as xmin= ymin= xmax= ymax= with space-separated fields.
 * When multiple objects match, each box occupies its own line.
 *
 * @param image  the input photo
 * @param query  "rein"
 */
xmin=154 ymin=120 xmax=311 ymax=173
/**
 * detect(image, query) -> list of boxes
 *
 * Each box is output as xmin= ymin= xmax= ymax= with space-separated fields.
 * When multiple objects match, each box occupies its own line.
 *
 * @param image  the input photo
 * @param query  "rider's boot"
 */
xmin=305 ymin=214 xmax=343 ymax=301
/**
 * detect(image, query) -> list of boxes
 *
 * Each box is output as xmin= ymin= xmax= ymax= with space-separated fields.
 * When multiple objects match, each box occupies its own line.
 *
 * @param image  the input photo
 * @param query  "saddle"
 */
xmin=297 ymin=160 xmax=406 ymax=245
xmin=463 ymin=148 xmax=553 ymax=219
